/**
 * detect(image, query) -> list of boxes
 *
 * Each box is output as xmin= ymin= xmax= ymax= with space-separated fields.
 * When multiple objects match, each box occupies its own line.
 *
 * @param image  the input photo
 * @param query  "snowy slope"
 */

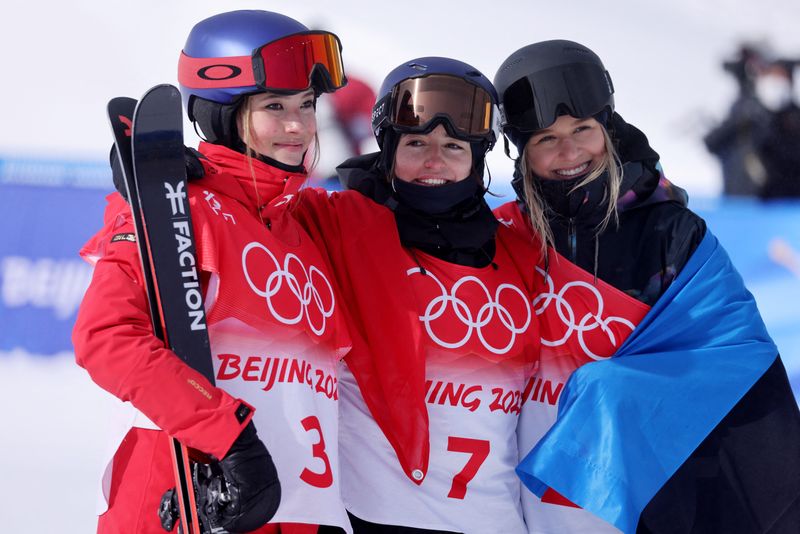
xmin=0 ymin=351 xmax=111 ymax=533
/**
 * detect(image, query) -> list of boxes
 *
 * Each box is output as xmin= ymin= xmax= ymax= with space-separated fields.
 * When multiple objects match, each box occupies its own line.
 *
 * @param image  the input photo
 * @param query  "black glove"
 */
xmin=111 ymin=144 xmax=206 ymax=202
xmin=202 ymin=421 xmax=281 ymax=532
xmin=158 ymin=422 xmax=280 ymax=533
xmin=158 ymin=488 xmax=180 ymax=532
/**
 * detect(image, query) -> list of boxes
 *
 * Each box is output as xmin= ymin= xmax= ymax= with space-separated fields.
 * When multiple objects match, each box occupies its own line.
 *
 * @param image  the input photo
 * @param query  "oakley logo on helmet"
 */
xmin=197 ymin=64 xmax=243 ymax=82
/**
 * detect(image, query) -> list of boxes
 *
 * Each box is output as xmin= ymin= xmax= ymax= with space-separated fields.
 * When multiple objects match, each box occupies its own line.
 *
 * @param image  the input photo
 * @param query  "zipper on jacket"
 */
xmin=568 ymin=217 xmax=577 ymax=263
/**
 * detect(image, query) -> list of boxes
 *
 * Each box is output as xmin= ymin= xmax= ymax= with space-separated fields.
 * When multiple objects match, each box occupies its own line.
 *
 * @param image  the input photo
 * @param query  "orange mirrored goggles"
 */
xmin=179 ymin=31 xmax=346 ymax=93
xmin=381 ymin=74 xmax=494 ymax=140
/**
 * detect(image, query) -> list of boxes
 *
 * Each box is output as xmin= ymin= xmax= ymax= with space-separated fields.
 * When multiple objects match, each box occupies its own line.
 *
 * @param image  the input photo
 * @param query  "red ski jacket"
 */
xmin=73 ymin=143 xmax=318 ymax=460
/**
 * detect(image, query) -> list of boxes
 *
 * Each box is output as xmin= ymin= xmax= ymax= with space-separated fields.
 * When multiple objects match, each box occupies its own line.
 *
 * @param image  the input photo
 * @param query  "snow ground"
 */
xmin=0 ymin=350 xmax=109 ymax=533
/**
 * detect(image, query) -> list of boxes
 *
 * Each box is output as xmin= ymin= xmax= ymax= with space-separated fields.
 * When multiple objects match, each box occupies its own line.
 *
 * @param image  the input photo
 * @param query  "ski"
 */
xmin=107 ymin=97 xmax=164 ymax=339
xmin=107 ymin=85 xmax=216 ymax=534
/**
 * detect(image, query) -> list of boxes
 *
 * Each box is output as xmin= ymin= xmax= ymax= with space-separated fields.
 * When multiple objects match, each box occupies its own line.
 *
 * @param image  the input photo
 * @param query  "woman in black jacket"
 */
xmin=493 ymin=40 xmax=800 ymax=534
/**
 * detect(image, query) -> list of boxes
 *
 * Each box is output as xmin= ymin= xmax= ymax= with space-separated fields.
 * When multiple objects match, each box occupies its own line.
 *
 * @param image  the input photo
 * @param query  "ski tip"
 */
xmin=132 ymin=84 xmax=186 ymax=146
xmin=107 ymin=96 xmax=137 ymax=117
xmin=135 ymin=85 xmax=183 ymax=122
xmin=140 ymin=84 xmax=182 ymax=102
xmin=108 ymin=96 xmax=137 ymax=108
xmin=107 ymin=97 xmax=138 ymax=139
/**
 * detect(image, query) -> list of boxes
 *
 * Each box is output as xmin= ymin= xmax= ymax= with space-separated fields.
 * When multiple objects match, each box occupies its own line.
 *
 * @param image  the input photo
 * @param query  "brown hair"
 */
xmin=520 ymin=126 xmax=622 ymax=258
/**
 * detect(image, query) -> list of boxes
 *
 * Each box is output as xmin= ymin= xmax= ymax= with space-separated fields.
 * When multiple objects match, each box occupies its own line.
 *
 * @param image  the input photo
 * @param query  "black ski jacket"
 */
xmin=512 ymin=115 xmax=800 ymax=533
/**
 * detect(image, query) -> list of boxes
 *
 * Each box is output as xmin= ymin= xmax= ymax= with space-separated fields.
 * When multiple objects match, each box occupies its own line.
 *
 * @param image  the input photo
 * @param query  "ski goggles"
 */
xmin=499 ymin=62 xmax=614 ymax=132
xmin=178 ymin=31 xmax=346 ymax=93
xmin=373 ymin=74 xmax=495 ymax=141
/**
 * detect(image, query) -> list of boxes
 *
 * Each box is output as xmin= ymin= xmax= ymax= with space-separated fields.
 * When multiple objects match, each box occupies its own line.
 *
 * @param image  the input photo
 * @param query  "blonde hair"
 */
xmin=520 ymin=126 xmax=622 ymax=257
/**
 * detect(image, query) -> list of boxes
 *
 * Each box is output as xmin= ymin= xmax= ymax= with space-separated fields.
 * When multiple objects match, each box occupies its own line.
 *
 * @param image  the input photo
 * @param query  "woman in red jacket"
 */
xmin=294 ymin=58 xmax=541 ymax=533
xmin=73 ymin=10 xmax=352 ymax=533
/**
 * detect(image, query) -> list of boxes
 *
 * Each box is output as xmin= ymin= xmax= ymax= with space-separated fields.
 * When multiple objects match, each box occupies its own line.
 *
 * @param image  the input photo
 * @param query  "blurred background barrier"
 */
xmin=0 ymin=156 xmax=109 ymax=354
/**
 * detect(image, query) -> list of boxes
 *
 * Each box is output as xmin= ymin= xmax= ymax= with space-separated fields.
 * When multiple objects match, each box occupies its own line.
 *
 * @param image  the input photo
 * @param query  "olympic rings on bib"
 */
xmin=242 ymin=242 xmax=335 ymax=336
xmin=532 ymin=266 xmax=635 ymax=360
xmin=408 ymin=268 xmax=532 ymax=355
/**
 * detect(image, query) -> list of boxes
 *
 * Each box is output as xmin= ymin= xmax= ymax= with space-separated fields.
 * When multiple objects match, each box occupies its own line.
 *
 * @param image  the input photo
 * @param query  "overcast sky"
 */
xmin=3 ymin=0 xmax=800 ymax=196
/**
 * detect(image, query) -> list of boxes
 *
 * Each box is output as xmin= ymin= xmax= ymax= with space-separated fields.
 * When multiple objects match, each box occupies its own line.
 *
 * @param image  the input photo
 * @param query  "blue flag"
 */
xmin=517 ymin=231 xmax=778 ymax=533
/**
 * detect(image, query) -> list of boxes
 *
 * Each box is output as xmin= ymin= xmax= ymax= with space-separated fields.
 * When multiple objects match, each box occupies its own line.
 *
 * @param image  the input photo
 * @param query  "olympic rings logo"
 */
xmin=532 ymin=267 xmax=635 ymax=360
xmin=408 ymin=268 xmax=531 ymax=355
xmin=242 ymin=242 xmax=334 ymax=336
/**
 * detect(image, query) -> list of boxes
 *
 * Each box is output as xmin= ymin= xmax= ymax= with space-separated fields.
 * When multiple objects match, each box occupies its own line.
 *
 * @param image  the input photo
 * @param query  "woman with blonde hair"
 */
xmin=493 ymin=40 xmax=800 ymax=534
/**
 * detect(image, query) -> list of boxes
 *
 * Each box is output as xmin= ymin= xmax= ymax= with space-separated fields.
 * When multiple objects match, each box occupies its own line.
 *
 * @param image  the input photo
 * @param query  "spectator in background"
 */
xmin=312 ymin=73 xmax=378 ymax=189
xmin=754 ymin=59 xmax=800 ymax=198
xmin=331 ymin=76 xmax=378 ymax=157
xmin=705 ymin=44 xmax=800 ymax=199
xmin=703 ymin=44 xmax=772 ymax=196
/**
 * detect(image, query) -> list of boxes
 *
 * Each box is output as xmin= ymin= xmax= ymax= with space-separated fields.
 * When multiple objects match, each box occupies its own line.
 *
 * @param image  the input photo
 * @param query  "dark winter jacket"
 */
xmin=702 ymin=95 xmax=771 ymax=196
xmin=514 ymin=113 xmax=707 ymax=306
xmin=502 ymin=115 xmax=800 ymax=533
xmin=757 ymin=103 xmax=800 ymax=199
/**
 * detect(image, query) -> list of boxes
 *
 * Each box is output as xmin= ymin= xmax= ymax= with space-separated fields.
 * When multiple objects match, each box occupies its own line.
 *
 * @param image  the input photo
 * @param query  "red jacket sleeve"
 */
xmin=72 ymin=194 xmax=251 ymax=459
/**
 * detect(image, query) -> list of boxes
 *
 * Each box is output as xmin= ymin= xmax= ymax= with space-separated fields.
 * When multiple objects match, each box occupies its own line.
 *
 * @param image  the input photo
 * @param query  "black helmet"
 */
xmin=494 ymin=40 xmax=614 ymax=153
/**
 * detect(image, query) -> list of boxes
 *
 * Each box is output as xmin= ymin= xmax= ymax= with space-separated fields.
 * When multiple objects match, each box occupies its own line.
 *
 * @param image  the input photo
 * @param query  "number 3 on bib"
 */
xmin=447 ymin=437 xmax=490 ymax=499
xmin=300 ymin=415 xmax=333 ymax=488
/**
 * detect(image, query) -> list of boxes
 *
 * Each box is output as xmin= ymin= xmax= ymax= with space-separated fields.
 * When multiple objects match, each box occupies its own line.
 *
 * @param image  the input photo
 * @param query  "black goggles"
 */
xmin=374 ymin=74 xmax=495 ymax=142
xmin=500 ymin=62 xmax=614 ymax=132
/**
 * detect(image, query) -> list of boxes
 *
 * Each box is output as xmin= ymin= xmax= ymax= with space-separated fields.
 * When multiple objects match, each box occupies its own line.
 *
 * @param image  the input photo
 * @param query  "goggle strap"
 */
xmin=371 ymin=93 xmax=392 ymax=134
xmin=178 ymin=52 xmax=255 ymax=90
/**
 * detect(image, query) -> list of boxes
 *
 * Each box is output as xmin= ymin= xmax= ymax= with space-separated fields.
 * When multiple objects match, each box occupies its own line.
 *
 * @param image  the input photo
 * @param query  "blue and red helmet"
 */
xmin=371 ymin=57 xmax=498 ymax=150
xmin=177 ymin=10 xmax=347 ymax=145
